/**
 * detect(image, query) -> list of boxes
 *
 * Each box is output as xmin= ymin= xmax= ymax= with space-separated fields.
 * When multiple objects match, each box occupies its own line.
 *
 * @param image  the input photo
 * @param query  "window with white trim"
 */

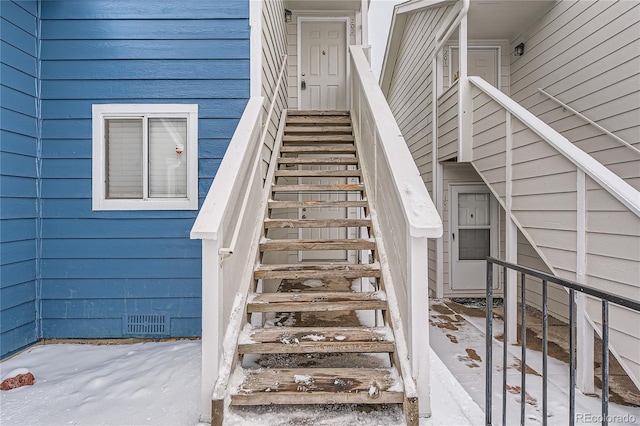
xmin=92 ymin=104 xmax=198 ymax=210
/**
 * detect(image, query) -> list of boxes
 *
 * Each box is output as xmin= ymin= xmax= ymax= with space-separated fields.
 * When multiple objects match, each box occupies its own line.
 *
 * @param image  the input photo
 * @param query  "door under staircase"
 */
xmin=221 ymin=110 xmax=418 ymax=424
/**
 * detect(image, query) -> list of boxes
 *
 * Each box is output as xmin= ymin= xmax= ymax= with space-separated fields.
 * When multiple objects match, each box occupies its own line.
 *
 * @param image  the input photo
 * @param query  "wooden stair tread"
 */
xmin=268 ymin=200 xmax=368 ymax=209
xmin=284 ymin=126 xmax=353 ymax=134
xmin=264 ymin=218 xmax=370 ymax=229
xmin=231 ymin=367 xmax=403 ymax=405
xmin=260 ymin=238 xmax=375 ymax=251
xmin=275 ymin=169 xmax=361 ymax=178
xmin=283 ymin=135 xmax=353 ymax=142
xmin=278 ymin=157 xmax=359 ymax=165
xmin=287 ymin=110 xmax=350 ymax=116
xmin=286 ymin=116 xmax=351 ymax=125
xmin=246 ymin=291 xmax=387 ymax=312
xmin=238 ymin=325 xmax=394 ymax=354
xmin=280 ymin=145 xmax=356 ymax=153
xmin=271 ymin=183 xmax=365 ymax=192
xmin=254 ymin=262 xmax=381 ymax=279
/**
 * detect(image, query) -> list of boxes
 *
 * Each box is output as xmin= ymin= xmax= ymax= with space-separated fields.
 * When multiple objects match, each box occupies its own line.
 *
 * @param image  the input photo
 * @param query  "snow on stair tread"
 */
xmin=254 ymin=262 xmax=381 ymax=279
xmin=286 ymin=116 xmax=352 ymax=125
xmin=238 ymin=325 xmax=395 ymax=354
xmin=231 ymin=367 xmax=404 ymax=405
xmin=260 ymin=238 xmax=375 ymax=251
xmin=246 ymin=291 xmax=387 ymax=313
xmin=271 ymin=183 xmax=364 ymax=192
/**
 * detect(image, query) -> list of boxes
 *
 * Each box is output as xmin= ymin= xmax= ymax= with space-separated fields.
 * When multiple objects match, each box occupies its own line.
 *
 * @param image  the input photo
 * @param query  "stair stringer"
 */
xmin=469 ymin=159 xmax=640 ymax=393
xmin=209 ymin=109 xmax=289 ymax=426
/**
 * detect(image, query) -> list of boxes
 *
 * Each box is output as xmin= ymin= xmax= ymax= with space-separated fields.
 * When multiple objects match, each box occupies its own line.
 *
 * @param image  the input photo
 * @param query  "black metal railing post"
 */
xmin=486 ymin=260 xmax=494 ymax=426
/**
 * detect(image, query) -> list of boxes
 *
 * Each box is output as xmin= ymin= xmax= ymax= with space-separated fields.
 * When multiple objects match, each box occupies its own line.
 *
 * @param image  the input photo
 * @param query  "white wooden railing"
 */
xmin=191 ymin=54 xmax=288 ymax=422
xmin=350 ymin=45 xmax=443 ymax=417
xmin=468 ymin=75 xmax=640 ymax=391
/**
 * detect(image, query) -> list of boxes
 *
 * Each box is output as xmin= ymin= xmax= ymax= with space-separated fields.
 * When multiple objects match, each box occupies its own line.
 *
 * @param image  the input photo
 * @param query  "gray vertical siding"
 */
xmin=0 ymin=0 xmax=39 ymax=357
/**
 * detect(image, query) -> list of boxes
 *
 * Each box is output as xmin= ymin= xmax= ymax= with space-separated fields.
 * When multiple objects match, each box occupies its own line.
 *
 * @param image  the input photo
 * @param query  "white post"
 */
xmin=505 ymin=111 xmax=518 ymax=344
xmin=409 ymin=234 xmax=431 ymax=417
xmin=200 ymin=238 xmax=223 ymax=423
xmin=361 ymin=0 xmax=369 ymax=45
xmin=457 ymin=15 xmax=473 ymax=162
xmin=576 ymin=169 xmax=595 ymax=393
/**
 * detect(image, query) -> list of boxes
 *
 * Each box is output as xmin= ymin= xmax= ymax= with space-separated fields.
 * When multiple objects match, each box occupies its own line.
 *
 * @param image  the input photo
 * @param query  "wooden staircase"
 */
xmin=224 ymin=111 xmax=417 ymax=424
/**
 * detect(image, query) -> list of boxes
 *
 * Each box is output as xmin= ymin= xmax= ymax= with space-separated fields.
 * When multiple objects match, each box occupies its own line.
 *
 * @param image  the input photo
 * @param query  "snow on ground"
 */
xmin=429 ymin=300 xmax=640 ymax=426
xmin=1 ymin=339 xmax=483 ymax=426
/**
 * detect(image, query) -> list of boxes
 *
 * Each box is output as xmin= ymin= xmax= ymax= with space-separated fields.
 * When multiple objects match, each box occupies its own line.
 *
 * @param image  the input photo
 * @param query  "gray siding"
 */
xmin=261 ymin=0 xmax=288 ymax=176
xmin=511 ymin=0 xmax=640 ymax=190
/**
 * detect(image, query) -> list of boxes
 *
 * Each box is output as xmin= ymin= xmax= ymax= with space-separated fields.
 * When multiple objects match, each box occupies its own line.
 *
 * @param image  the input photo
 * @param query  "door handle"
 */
xmin=301 ymin=79 xmax=306 ymax=90
xmin=302 ymin=215 xmax=307 ymax=219
xmin=452 ymin=232 xmax=455 ymax=241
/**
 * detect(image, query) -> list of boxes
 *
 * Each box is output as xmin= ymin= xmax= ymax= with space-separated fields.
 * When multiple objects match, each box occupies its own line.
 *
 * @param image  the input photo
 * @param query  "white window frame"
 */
xmin=92 ymin=104 xmax=199 ymax=211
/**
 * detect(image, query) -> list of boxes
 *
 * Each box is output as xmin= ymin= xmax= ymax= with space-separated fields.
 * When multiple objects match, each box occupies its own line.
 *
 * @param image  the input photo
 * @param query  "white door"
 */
xmin=450 ymin=185 xmax=497 ymax=290
xmin=300 ymin=21 xmax=347 ymax=110
xmin=299 ymin=163 xmax=348 ymax=262
xmin=451 ymin=47 xmax=498 ymax=87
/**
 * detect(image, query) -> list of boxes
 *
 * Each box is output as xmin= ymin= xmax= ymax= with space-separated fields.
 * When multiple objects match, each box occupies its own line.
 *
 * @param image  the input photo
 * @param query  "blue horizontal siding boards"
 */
xmin=38 ymin=0 xmax=250 ymax=340
xmin=0 ymin=0 xmax=39 ymax=358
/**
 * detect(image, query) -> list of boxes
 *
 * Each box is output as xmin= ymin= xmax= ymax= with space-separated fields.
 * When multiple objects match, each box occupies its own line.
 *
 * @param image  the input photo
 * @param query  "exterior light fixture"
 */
xmin=285 ymin=9 xmax=292 ymax=23
xmin=514 ymin=42 xmax=525 ymax=57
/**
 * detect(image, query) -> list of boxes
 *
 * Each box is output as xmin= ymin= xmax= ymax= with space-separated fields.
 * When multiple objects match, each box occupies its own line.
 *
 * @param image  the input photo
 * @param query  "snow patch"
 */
xmin=1 ymin=368 xmax=31 ymax=382
xmin=293 ymin=374 xmax=313 ymax=385
xmin=301 ymin=334 xmax=325 ymax=342
xmin=334 ymin=335 xmax=346 ymax=341
xmin=301 ymin=279 xmax=324 ymax=288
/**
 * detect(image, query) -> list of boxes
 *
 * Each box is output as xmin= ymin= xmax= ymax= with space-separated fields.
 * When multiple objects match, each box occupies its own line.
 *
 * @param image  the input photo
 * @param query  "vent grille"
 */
xmin=124 ymin=314 xmax=168 ymax=336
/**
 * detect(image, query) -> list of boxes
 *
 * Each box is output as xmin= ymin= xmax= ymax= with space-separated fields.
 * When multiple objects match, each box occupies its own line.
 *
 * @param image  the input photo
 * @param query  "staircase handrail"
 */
xmin=350 ymin=44 xmax=442 ymax=417
xmin=469 ymin=76 xmax=640 ymax=217
xmin=537 ymin=87 xmax=640 ymax=156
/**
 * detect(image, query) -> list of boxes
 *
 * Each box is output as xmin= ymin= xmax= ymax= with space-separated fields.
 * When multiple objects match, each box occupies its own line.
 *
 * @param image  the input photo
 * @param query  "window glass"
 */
xmin=148 ymin=118 xmax=187 ymax=198
xmin=106 ymin=119 xmax=143 ymax=199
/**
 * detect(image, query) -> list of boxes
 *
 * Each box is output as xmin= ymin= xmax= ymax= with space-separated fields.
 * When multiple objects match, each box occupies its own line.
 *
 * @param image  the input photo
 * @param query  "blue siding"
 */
xmin=0 ymin=0 xmax=39 ymax=358
xmin=37 ymin=0 xmax=250 ymax=339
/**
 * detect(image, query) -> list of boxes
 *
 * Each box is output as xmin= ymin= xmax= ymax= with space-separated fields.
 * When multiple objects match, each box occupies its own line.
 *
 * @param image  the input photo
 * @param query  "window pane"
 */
xmin=459 ymin=229 xmax=490 ymax=260
xmin=106 ymin=119 xmax=143 ymax=199
xmin=148 ymin=118 xmax=188 ymax=198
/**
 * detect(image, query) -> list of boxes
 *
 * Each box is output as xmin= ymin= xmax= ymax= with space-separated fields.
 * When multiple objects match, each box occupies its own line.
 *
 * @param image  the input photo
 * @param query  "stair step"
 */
xmin=246 ymin=291 xmax=387 ymax=313
xmin=268 ymin=200 xmax=368 ymax=209
xmin=280 ymin=145 xmax=356 ymax=154
xmin=254 ymin=262 xmax=381 ymax=280
xmin=260 ymin=238 xmax=375 ymax=251
xmin=278 ymin=157 xmax=359 ymax=166
xmin=284 ymin=126 xmax=353 ymax=134
xmin=238 ymin=326 xmax=395 ymax=354
xmin=286 ymin=116 xmax=351 ymax=125
xmin=231 ymin=367 xmax=403 ymax=405
xmin=288 ymin=110 xmax=350 ymax=116
xmin=283 ymin=135 xmax=353 ymax=144
xmin=264 ymin=218 xmax=370 ymax=229
xmin=275 ymin=169 xmax=361 ymax=178
xmin=271 ymin=183 xmax=365 ymax=192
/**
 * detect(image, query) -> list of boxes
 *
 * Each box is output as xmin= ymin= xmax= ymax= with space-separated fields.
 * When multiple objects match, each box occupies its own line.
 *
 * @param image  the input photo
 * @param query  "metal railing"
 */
xmin=485 ymin=257 xmax=640 ymax=426
xmin=537 ymin=88 xmax=640 ymax=156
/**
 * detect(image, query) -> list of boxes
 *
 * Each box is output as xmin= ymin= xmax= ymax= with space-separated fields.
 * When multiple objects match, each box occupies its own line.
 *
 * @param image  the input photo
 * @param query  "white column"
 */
xmin=249 ymin=0 xmax=263 ymax=97
xmin=409 ymin=234 xmax=431 ymax=417
xmin=505 ymin=111 xmax=518 ymax=344
xmin=457 ymin=15 xmax=473 ymax=162
xmin=576 ymin=169 xmax=595 ymax=393
xmin=361 ymin=0 xmax=369 ymax=45
xmin=200 ymin=238 xmax=223 ymax=423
